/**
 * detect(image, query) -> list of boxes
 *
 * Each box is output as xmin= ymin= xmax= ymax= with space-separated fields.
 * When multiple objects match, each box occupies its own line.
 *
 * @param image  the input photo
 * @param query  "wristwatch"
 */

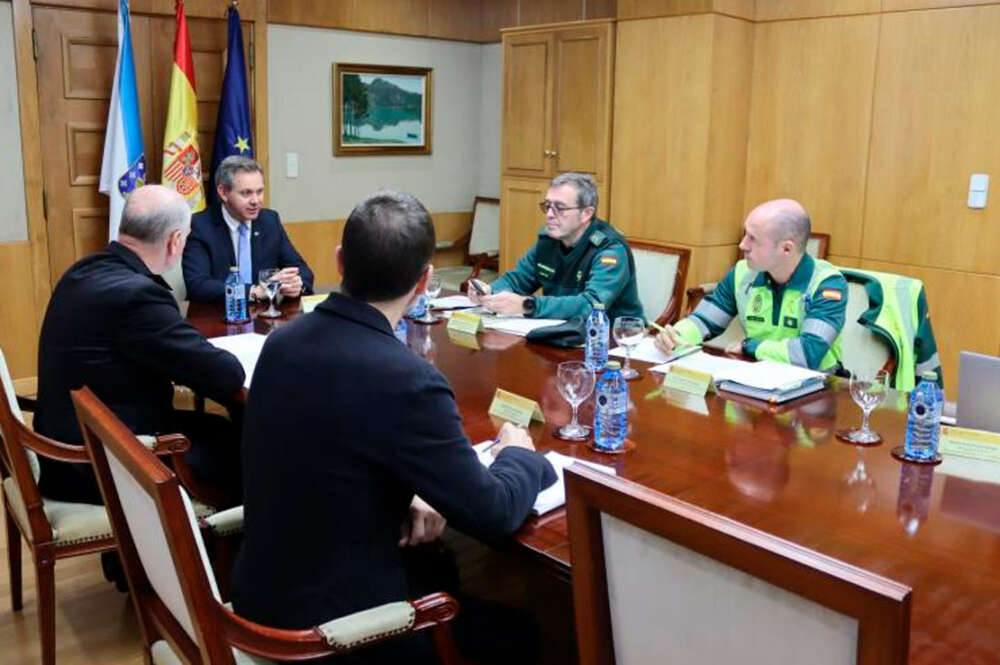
xmin=740 ymin=338 xmax=753 ymax=356
xmin=522 ymin=296 xmax=537 ymax=316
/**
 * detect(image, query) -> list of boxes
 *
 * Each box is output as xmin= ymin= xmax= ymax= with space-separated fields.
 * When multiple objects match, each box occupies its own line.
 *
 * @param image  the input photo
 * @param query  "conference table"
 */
xmin=188 ymin=296 xmax=1000 ymax=664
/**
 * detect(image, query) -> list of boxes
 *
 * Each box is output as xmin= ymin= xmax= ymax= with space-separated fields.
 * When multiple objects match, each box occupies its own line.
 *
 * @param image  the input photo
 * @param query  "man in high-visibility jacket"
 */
xmin=655 ymin=199 xmax=847 ymax=371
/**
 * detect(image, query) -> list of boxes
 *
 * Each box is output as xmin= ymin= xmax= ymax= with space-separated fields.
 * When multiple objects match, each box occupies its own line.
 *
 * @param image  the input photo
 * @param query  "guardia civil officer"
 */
xmin=468 ymin=172 xmax=643 ymax=320
xmin=655 ymin=198 xmax=847 ymax=371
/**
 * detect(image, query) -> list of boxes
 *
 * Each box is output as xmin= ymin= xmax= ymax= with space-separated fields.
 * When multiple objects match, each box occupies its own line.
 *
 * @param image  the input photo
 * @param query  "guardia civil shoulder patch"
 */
xmin=599 ymin=254 xmax=619 ymax=267
xmin=821 ymin=288 xmax=843 ymax=301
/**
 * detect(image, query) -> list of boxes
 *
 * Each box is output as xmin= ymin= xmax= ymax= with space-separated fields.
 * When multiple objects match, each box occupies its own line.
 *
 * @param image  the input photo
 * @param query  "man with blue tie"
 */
xmin=182 ymin=155 xmax=314 ymax=302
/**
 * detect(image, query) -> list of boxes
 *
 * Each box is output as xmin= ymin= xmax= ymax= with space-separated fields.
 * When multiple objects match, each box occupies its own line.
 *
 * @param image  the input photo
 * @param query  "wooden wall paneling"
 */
xmin=502 ymin=31 xmax=554 ymax=178
xmin=616 ymin=0 xmax=713 ymax=20
xmin=480 ymin=0 xmax=517 ymax=42
xmin=828 ymin=254 xmax=862 ymax=268
xmin=501 ymin=177 xmax=550 ymax=273
xmin=267 ymin=0 xmax=354 ymax=28
xmin=518 ymin=0 xmax=584 ymax=26
xmin=11 ymin=0 xmax=52 ymax=341
xmin=351 ymin=0 xmax=430 ymax=36
xmin=882 ymin=0 xmax=1000 ymax=11
xmin=284 ymin=220 xmax=345 ymax=287
xmin=585 ymin=0 xmax=618 ymax=19
xmin=710 ymin=0 xmax=754 ymax=20
xmin=744 ymin=14 xmax=879 ymax=258
xmin=29 ymin=0 xmax=261 ymax=20
xmin=700 ymin=14 xmax=752 ymax=246
xmin=859 ymin=260 xmax=1000 ymax=395
xmin=0 ymin=243 xmax=41 ymax=378
xmin=553 ymin=22 xmax=613 ymax=182
xmin=864 ymin=6 xmax=1000 ymax=273
xmin=429 ymin=0 xmax=483 ymax=41
xmin=754 ymin=0 xmax=881 ymax=21
xmin=431 ymin=210 xmax=475 ymax=267
xmin=684 ymin=243 xmax=739 ymax=287
xmin=610 ymin=15 xmax=713 ymax=245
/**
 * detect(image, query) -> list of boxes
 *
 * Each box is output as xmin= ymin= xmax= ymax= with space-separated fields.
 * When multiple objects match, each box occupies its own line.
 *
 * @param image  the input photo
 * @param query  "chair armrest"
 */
xmin=136 ymin=433 xmax=192 ymax=455
xmin=219 ymin=591 xmax=459 ymax=661
xmin=204 ymin=505 xmax=244 ymax=537
xmin=435 ymin=240 xmax=456 ymax=250
xmin=21 ymin=426 xmax=90 ymax=463
xmin=435 ymin=231 xmax=471 ymax=253
xmin=684 ymin=282 xmax=718 ymax=315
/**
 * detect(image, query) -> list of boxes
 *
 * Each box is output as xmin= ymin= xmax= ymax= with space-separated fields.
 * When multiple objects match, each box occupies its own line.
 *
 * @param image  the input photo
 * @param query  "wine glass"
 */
xmin=257 ymin=268 xmax=282 ymax=318
xmin=844 ymin=369 xmax=889 ymax=444
xmin=556 ymin=361 xmax=596 ymax=440
xmin=612 ymin=316 xmax=646 ymax=380
xmin=417 ymin=275 xmax=443 ymax=324
xmin=842 ymin=447 xmax=877 ymax=513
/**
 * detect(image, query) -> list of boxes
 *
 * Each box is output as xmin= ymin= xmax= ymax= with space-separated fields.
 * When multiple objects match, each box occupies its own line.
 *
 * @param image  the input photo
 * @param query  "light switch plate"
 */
xmin=286 ymin=152 xmax=299 ymax=179
xmin=968 ymin=173 xmax=989 ymax=209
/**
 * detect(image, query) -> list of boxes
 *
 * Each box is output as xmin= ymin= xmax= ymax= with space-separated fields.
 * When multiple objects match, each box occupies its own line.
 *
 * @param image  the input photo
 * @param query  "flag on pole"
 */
xmin=208 ymin=2 xmax=253 ymax=206
xmin=98 ymin=0 xmax=146 ymax=240
xmin=162 ymin=0 xmax=205 ymax=212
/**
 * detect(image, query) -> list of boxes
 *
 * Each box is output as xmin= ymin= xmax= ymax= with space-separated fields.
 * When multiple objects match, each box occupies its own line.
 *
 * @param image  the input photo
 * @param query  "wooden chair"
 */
xmin=71 ymin=386 xmax=462 ymax=665
xmin=565 ymin=465 xmax=911 ymax=665
xmin=839 ymin=276 xmax=896 ymax=381
xmin=0 ymin=346 xmax=241 ymax=665
xmin=629 ymin=242 xmax=690 ymax=325
xmin=435 ymin=196 xmax=500 ymax=292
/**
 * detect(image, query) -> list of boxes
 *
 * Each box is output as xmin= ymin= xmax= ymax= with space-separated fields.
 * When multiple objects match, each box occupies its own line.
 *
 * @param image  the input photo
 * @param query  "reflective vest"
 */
xmin=733 ymin=259 xmax=843 ymax=372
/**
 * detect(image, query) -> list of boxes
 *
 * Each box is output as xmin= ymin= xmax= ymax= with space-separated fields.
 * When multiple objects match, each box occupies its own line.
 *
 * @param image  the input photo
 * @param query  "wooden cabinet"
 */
xmin=501 ymin=20 xmax=614 ymax=182
xmin=499 ymin=19 xmax=614 ymax=270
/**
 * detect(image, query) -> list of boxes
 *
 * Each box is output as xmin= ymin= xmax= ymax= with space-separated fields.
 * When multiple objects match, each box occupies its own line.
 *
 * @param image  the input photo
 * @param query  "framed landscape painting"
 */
xmin=333 ymin=63 xmax=433 ymax=156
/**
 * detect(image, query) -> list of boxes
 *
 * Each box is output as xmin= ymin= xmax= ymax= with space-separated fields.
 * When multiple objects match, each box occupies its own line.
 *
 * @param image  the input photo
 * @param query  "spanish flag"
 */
xmin=161 ymin=0 xmax=204 ymax=211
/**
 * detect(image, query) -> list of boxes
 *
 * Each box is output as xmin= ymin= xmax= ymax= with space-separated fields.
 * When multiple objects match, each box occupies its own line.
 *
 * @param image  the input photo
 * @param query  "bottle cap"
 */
xmin=920 ymin=370 xmax=938 ymax=381
xmin=605 ymin=361 xmax=621 ymax=370
xmin=593 ymin=302 xmax=605 ymax=310
xmin=229 ymin=266 xmax=239 ymax=272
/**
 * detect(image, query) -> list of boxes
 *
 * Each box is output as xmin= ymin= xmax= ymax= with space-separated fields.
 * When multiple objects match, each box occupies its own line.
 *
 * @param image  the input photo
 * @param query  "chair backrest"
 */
xmin=467 ymin=197 xmax=500 ymax=257
xmin=840 ymin=279 xmax=892 ymax=378
xmin=806 ymin=232 xmax=831 ymax=259
xmin=72 ymin=386 xmax=234 ymax=664
xmin=629 ymin=242 xmax=691 ymax=324
xmin=162 ymin=259 xmax=187 ymax=303
xmin=565 ymin=465 xmax=911 ymax=665
xmin=0 ymin=346 xmax=42 ymax=493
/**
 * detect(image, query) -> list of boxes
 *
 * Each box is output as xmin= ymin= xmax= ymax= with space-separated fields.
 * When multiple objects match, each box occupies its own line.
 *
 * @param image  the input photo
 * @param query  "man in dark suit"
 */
xmin=233 ymin=190 xmax=556 ymax=665
xmin=34 ymin=185 xmax=246 ymax=505
xmin=182 ymin=155 xmax=314 ymax=302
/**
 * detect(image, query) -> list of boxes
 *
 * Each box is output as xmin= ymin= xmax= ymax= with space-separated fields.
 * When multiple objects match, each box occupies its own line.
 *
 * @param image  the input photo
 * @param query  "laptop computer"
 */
xmin=956 ymin=351 xmax=1000 ymax=433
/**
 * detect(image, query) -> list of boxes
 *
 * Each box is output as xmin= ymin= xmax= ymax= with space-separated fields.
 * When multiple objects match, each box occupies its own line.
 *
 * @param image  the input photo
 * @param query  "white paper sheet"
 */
xmin=650 ymin=350 xmax=749 ymax=376
xmin=611 ymin=337 xmax=701 ymax=365
xmin=430 ymin=294 xmax=476 ymax=310
xmin=713 ymin=360 xmax=825 ymax=391
xmin=481 ymin=315 xmax=566 ymax=336
xmin=472 ymin=443 xmax=616 ymax=515
xmin=208 ymin=333 xmax=266 ymax=389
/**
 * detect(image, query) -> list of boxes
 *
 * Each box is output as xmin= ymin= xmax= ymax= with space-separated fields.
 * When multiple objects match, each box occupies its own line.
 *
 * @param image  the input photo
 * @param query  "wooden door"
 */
xmin=502 ymin=31 xmax=554 ymax=179
xmin=33 ymin=5 xmax=154 ymax=282
xmin=499 ymin=176 xmax=548 ymax=273
xmin=552 ymin=23 xmax=612 ymax=182
xmin=33 ymin=5 xmax=249 ymax=283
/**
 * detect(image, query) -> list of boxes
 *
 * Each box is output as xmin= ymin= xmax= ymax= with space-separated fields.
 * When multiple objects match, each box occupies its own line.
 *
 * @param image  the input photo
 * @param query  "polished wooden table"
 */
xmin=188 ymin=297 xmax=1000 ymax=664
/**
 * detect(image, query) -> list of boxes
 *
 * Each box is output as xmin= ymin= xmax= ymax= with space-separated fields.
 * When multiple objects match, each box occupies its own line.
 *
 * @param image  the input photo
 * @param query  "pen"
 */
xmin=469 ymin=279 xmax=487 ymax=296
xmin=647 ymin=320 xmax=695 ymax=352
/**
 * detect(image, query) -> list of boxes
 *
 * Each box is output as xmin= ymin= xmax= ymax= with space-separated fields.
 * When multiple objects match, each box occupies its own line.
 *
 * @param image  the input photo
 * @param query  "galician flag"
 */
xmin=161 ymin=0 xmax=205 ymax=212
xmin=208 ymin=3 xmax=253 ymax=206
xmin=98 ymin=0 xmax=146 ymax=240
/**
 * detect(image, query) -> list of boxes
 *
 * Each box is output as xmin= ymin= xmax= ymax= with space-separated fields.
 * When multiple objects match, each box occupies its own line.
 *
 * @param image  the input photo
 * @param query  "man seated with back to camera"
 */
xmin=468 ymin=172 xmax=643 ymax=321
xmin=233 ymin=190 xmax=557 ymax=665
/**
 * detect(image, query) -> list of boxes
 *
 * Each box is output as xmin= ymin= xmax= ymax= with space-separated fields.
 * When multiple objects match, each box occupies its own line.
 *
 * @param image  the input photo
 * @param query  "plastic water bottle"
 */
xmin=407 ymin=293 xmax=428 ymax=319
xmin=224 ymin=267 xmax=247 ymax=323
xmin=585 ymin=302 xmax=610 ymax=371
xmin=394 ymin=317 xmax=409 ymax=344
xmin=594 ymin=361 xmax=628 ymax=452
xmin=903 ymin=371 xmax=943 ymax=461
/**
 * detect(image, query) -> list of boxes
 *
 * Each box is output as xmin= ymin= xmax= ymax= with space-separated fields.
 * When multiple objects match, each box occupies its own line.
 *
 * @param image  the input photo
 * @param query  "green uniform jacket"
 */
xmin=675 ymin=254 xmax=848 ymax=371
xmin=490 ymin=219 xmax=643 ymax=321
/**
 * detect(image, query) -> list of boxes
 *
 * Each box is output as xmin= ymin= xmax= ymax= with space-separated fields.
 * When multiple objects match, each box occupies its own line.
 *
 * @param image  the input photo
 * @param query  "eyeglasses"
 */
xmin=538 ymin=201 xmax=585 ymax=216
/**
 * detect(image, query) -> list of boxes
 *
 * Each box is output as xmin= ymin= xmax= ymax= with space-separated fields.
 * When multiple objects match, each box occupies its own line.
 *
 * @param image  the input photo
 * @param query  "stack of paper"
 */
xmin=481 ymin=315 xmax=566 ymax=336
xmin=473 ymin=443 xmax=616 ymax=515
xmin=208 ymin=333 xmax=266 ymax=389
xmin=430 ymin=294 xmax=476 ymax=310
xmin=650 ymin=350 xmax=747 ymax=376
xmin=611 ymin=337 xmax=701 ymax=365
xmin=713 ymin=360 xmax=826 ymax=403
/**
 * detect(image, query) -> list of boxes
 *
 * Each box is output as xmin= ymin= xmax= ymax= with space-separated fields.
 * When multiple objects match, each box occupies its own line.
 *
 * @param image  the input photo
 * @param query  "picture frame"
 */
xmin=333 ymin=63 xmax=433 ymax=156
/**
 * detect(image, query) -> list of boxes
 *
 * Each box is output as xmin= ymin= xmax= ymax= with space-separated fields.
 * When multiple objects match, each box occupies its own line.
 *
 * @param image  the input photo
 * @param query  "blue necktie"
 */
xmin=237 ymin=223 xmax=252 ymax=285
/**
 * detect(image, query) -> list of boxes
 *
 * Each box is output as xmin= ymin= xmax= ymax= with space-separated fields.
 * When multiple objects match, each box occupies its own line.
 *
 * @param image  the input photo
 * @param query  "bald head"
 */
xmin=119 ymin=185 xmax=191 ymax=245
xmin=747 ymin=198 xmax=811 ymax=253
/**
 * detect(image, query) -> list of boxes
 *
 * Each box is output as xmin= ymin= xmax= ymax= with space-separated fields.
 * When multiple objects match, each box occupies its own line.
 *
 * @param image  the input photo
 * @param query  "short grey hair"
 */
xmin=215 ymin=155 xmax=264 ymax=190
xmin=119 ymin=192 xmax=191 ymax=244
xmin=550 ymin=172 xmax=598 ymax=211
xmin=769 ymin=208 xmax=812 ymax=253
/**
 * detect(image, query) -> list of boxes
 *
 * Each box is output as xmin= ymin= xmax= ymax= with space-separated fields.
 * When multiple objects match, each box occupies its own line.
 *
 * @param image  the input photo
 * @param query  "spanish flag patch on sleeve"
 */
xmin=821 ymin=288 xmax=843 ymax=301
xmin=599 ymin=254 xmax=619 ymax=267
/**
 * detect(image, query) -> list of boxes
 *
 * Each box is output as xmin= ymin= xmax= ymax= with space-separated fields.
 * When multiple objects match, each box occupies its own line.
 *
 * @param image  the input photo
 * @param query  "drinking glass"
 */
xmin=556 ymin=361 xmax=596 ymax=440
xmin=257 ymin=268 xmax=282 ymax=318
xmin=417 ymin=275 xmax=443 ymax=324
xmin=845 ymin=369 xmax=889 ymax=444
xmin=612 ymin=316 xmax=646 ymax=380
xmin=842 ymin=447 xmax=876 ymax=513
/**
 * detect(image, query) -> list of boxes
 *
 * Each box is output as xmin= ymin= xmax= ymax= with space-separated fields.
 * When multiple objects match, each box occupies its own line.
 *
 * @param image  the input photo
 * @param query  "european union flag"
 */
xmin=208 ymin=5 xmax=253 ymax=206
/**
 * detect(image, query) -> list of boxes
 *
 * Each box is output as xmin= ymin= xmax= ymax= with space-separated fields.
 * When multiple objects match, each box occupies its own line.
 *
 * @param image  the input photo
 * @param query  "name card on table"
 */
xmin=661 ymin=365 xmax=713 ymax=397
xmin=447 ymin=310 xmax=483 ymax=335
xmin=940 ymin=425 xmax=1000 ymax=463
xmin=299 ymin=294 xmax=326 ymax=313
xmin=447 ymin=329 xmax=480 ymax=350
xmin=488 ymin=388 xmax=545 ymax=427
